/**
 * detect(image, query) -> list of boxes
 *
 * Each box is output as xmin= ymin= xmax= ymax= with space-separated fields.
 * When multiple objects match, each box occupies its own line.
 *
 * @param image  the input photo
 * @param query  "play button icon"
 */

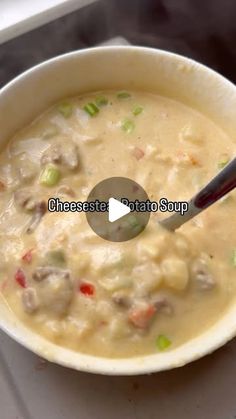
xmin=86 ymin=177 xmax=150 ymax=242
xmin=108 ymin=197 xmax=130 ymax=222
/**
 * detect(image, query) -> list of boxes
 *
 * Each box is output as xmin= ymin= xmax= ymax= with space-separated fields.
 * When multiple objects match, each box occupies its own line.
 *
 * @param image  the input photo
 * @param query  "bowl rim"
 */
xmin=1 ymin=45 xmax=236 ymax=96
xmin=1 ymin=45 xmax=236 ymax=375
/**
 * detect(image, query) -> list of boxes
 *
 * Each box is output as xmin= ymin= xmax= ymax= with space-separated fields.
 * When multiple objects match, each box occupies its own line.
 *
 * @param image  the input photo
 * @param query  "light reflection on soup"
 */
xmin=0 ymin=90 xmax=235 ymax=358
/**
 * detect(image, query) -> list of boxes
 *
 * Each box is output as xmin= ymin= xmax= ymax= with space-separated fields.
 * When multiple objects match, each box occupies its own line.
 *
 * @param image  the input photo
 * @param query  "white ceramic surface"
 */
xmin=1 ymin=46 xmax=236 ymax=375
xmin=0 ymin=0 xmax=97 ymax=45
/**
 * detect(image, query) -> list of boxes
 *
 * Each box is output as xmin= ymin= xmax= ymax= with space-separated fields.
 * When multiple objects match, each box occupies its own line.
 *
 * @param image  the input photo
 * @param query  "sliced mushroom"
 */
xmin=14 ymin=189 xmax=36 ymax=211
xmin=112 ymin=291 xmax=131 ymax=308
xmin=22 ymin=287 xmax=39 ymax=313
xmin=26 ymin=201 xmax=47 ymax=234
xmin=32 ymin=266 xmax=70 ymax=282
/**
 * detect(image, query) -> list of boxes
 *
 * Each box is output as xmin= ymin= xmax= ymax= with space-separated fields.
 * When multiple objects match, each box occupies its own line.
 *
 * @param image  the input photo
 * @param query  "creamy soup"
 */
xmin=0 ymin=90 xmax=235 ymax=358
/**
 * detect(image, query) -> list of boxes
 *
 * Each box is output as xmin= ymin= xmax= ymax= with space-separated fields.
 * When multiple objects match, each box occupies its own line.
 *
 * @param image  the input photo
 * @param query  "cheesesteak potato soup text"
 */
xmin=0 ymin=90 xmax=235 ymax=358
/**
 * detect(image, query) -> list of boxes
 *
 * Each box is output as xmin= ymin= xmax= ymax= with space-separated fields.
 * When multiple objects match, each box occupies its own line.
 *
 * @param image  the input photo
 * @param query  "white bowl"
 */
xmin=1 ymin=46 xmax=236 ymax=375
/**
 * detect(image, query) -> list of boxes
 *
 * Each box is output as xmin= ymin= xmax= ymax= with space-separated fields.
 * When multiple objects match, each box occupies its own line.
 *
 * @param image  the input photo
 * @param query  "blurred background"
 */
xmin=1 ymin=0 xmax=236 ymax=87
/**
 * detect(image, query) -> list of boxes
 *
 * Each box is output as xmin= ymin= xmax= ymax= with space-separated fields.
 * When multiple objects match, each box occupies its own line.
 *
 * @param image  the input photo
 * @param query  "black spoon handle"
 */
xmin=160 ymin=157 xmax=236 ymax=231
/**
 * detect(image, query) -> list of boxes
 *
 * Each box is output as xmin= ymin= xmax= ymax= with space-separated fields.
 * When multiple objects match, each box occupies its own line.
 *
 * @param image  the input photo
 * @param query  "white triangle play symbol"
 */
xmin=108 ymin=197 xmax=131 ymax=223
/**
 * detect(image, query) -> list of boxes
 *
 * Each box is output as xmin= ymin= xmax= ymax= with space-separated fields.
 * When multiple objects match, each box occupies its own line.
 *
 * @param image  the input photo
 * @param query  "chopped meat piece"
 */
xmin=41 ymin=144 xmax=62 ymax=166
xmin=112 ymin=291 xmax=131 ymax=308
xmin=152 ymin=296 xmax=173 ymax=316
xmin=191 ymin=258 xmax=216 ymax=290
xmin=41 ymin=143 xmax=79 ymax=170
xmin=0 ymin=180 xmax=6 ymax=191
xmin=32 ymin=267 xmax=50 ymax=281
xmin=14 ymin=189 xmax=36 ymax=211
xmin=33 ymin=266 xmax=70 ymax=282
xmin=132 ymin=147 xmax=145 ymax=160
xmin=14 ymin=190 xmax=46 ymax=232
xmin=57 ymin=185 xmax=75 ymax=197
xmin=26 ymin=201 xmax=47 ymax=234
xmin=22 ymin=287 xmax=39 ymax=313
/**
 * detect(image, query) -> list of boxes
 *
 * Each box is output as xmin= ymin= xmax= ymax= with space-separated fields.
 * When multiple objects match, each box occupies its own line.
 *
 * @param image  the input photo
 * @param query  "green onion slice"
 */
xmin=121 ymin=118 xmax=135 ymax=134
xmin=95 ymin=96 xmax=108 ymax=107
xmin=127 ymin=215 xmax=140 ymax=228
xmin=58 ymin=102 xmax=73 ymax=118
xmin=83 ymin=102 xmax=99 ymax=116
xmin=127 ymin=215 xmax=143 ymax=231
xmin=117 ymin=91 xmax=131 ymax=99
xmin=218 ymin=157 xmax=230 ymax=169
xmin=121 ymin=215 xmax=144 ymax=234
xmin=40 ymin=164 xmax=61 ymax=187
xmin=133 ymin=106 xmax=143 ymax=116
xmin=156 ymin=334 xmax=171 ymax=351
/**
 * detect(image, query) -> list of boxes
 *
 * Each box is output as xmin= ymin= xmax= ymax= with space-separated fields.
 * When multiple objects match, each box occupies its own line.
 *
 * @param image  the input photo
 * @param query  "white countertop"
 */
xmin=0 ymin=0 xmax=97 ymax=44
xmin=1 ymin=329 xmax=236 ymax=419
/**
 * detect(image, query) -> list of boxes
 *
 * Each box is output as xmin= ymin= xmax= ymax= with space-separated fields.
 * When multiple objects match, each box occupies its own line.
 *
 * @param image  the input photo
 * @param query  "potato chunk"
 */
xmin=179 ymin=123 xmax=202 ymax=143
xmin=32 ymin=267 xmax=73 ymax=315
xmin=133 ymin=263 xmax=163 ymax=297
xmin=161 ymin=258 xmax=189 ymax=291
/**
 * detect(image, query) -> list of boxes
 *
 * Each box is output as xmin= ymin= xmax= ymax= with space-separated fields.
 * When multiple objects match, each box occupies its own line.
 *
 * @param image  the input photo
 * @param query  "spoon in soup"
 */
xmin=160 ymin=157 xmax=236 ymax=231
